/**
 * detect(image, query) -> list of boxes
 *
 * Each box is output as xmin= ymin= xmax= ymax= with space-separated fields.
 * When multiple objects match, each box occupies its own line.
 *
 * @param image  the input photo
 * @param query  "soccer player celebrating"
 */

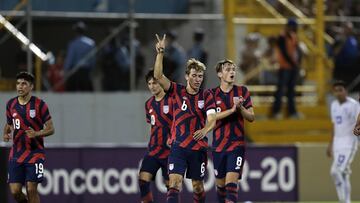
xmin=211 ymin=60 xmax=255 ymax=203
xmin=3 ymin=72 xmax=55 ymax=203
xmin=327 ymin=81 xmax=359 ymax=203
xmin=154 ymin=34 xmax=216 ymax=203
xmin=138 ymin=70 xmax=174 ymax=203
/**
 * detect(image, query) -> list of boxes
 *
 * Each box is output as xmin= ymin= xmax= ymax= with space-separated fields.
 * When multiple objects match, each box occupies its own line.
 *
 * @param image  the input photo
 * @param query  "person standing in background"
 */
xmin=327 ymin=81 xmax=359 ymax=203
xmin=188 ymin=28 xmax=208 ymax=88
xmin=163 ymin=30 xmax=186 ymax=84
xmin=64 ymin=21 xmax=96 ymax=91
xmin=272 ymin=19 xmax=301 ymax=119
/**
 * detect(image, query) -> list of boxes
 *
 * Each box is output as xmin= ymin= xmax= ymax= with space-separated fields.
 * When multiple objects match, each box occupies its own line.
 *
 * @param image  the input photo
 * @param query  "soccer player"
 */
xmin=138 ymin=70 xmax=173 ymax=203
xmin=154 ymin=34 xmax=216 ymax=203
xmin=327 ymin=81 xmax=359 ymax=203
xmin=2 ymin=72 xmax=55 ymax=203
xmin=211 ymin=60 xmax=255 ymax=203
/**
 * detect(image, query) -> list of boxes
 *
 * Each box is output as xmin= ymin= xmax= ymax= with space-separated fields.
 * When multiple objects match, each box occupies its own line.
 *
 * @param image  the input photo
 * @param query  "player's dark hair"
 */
xmin=215 ymin=59 xmax=236 ymax=73
xmin=16 ymin=72 xmax=34 ymax=84
xmin=333 ymin=80 xmax=346 ymax=88
xmin=145 ymin=69 xmax=155 ymax=83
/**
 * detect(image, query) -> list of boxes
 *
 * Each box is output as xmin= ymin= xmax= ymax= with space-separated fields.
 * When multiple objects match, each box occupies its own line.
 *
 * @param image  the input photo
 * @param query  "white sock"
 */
xmin=343 ymin=173 xmax=351 ymax=203
xmin=331 ymin=168 xmax=345 ymax=202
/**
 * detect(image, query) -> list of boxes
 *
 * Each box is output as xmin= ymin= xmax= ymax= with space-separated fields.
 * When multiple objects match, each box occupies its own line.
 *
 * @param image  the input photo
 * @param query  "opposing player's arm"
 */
xmin=327 ymin=105 xmax=335 ymax=157
xmin=354 ymin=113 xmax=360 ymax=136
xmin=327 ymin=128 xmax=334 ymax=158
xmin=26 ymin=119 xmax=55 ymax=138
xmin=154 ymin=34 xmax=171 ymax=91
xmin=3 ymin=123 xmax=12 ymax=142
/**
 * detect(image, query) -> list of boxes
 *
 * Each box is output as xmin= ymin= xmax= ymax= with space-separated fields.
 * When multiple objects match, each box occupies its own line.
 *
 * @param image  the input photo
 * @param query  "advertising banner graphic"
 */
xmin=4 ymin=146 xmax=297 ymax=202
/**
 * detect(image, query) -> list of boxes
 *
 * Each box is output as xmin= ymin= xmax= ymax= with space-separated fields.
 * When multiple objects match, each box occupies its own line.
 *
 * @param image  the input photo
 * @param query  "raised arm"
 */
xmin=154 ymin=34 xmax=171 ymax=91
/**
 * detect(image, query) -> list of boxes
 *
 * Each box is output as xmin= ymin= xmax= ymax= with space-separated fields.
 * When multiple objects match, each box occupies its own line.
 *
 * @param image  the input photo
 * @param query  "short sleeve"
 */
xmin=204 ymin=90 xmax=216 ymax=112
xmin=145 ymin=102 xmax=150 ymax=124
xmin=40 ymin=101 xmax=52 ymax=123
xmin=167 ymin=82 xmax=183 ymax=97
xmin=330 ymin=102 xmax=335 ymax=123
xmin=242 ymin=86 xmax=253 ymax=109
xmin=354 ymin=102 xmax=360 ymax=121
xmin=6 ymin=101 xmax=12 ymax=125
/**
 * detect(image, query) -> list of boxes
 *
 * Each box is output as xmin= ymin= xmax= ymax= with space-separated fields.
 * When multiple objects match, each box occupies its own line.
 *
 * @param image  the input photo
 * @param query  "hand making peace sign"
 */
xmin=155 ymin=34 xmax=166 ymax=53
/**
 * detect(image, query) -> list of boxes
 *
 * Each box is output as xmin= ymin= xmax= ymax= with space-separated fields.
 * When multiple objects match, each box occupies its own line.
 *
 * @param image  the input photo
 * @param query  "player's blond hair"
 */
xmin=215 ymin=59 xmax=236 ymax=73
xmin=185 ymin=58 xmax=206 ymax=75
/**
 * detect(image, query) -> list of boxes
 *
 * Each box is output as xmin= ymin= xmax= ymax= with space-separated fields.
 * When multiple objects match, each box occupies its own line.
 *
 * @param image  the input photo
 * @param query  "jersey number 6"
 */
xmin=181 ymin=101 xmax=188 ymax=111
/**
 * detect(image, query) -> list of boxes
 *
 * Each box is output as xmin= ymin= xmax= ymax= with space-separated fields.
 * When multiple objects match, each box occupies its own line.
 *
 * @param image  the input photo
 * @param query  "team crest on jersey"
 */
xmin=149 ymin=109 xmax=153 ymax=113
xmin=169 ymin=163 xmax=174 ymax=171
xmin=182 ymin=96 xmax=188 ymax=100
xmin=216 ymin=100 xmax=222 ymax=105
xmin=12 ymin=113 xmax=17 ymax=117
xmin=198 ymin=100 xmax=204 ymax=109
xmin=29 ymin=109 xmax=36 ymax=118
xmin=163 ymin=105 xmax=169 ymax=114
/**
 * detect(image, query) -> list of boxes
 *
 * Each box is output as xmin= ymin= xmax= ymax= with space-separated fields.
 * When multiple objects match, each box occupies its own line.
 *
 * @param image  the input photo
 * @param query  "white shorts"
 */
xmin=331 ymin=148 xmax=357 ymax=174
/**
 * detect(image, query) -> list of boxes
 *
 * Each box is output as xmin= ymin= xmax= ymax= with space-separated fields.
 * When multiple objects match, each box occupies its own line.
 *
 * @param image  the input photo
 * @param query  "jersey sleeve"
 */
xmin=40 ymin=100 xmax=52 ymax=123
xmin=204 ymin=90 xmax=216 ymax=113
xmin=330 ymin=102 xmax=335 ymax=123
xmin=167 ymin=82 xmax=183 ymax=97
xmin=353 ymin=102 xmax=360 ymax=121
xmin=6 ymin=101 xmax=12 ymax=125
xmin=241 ymin=86 xmax=253 ymax=109
xmin=145 ymin=102 xmax=150 ymax=124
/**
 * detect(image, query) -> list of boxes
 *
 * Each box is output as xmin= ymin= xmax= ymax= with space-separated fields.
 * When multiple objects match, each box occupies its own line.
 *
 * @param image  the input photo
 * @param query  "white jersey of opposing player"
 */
xmin=331 ymin=97 xmax=360 ymax=151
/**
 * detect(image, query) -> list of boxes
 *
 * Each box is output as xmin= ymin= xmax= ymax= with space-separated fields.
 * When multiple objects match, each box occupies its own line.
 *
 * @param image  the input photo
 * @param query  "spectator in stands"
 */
xmin=259 ymin=36 xmax=279 ymax=85
xmin=163 ymin=30 xmax=186 ymax=83
xmin=101 ymin=35 xmax=128 ymax=91
xmin=188 ymin=28 xmax=208 ymax=88
xmin=332 ymin=22 xmax=359 ymax=82
xmin=272 ymin=18 xmax=301 ymax=119
xmin=188 ymin=28 xmax=208 ymax=65
xmin=64 ymin=21 xmax=96 ymax=91
xmin=121 ymin=33 xmax=145 ymax=89
xmin=47 ymin=51 xmax=65 ymax=92
xmin=240 ymin=33 xmax=261 ymax=85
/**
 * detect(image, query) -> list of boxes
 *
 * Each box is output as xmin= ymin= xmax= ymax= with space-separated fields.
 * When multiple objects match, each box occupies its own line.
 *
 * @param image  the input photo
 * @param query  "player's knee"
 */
xmin=139 ymin=171 xmax=152 ymax=182
xmin=331 ymin=166 xmax=342 ymax=176
xmin=26 ymin=185 xmax=38 ymax=196
xmin=169 ymin=175 xmax=182 ymax=190
xmin=192 ymin=181 xmax=204 ymax=194
xmin=10 ymin=188 xmax=23 ymax=200
xmin=216 ymin=178 xmax=226 ymax=188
